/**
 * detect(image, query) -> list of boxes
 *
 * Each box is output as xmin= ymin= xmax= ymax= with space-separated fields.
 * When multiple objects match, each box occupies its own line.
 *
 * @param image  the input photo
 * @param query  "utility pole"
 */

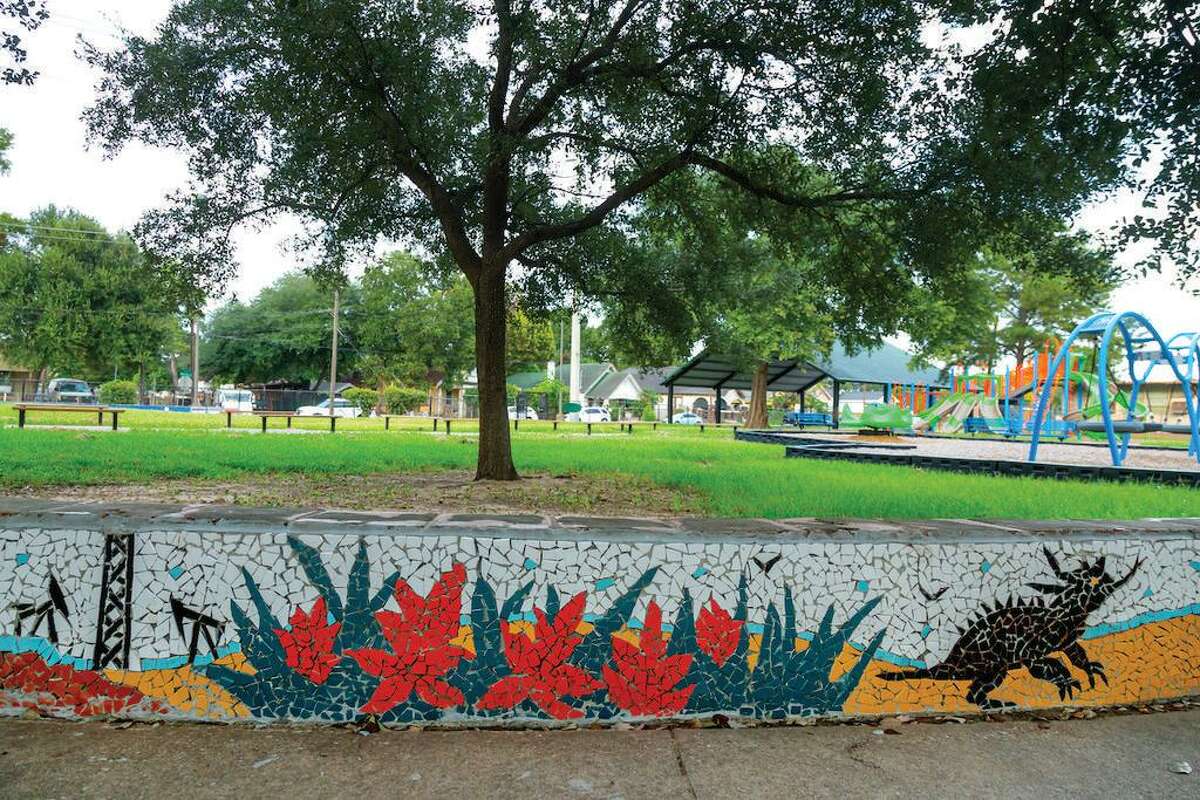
xmin=190 ymin=317 xmax=199 ymax=407
xmin=329 ymin=287 xmax=340 ymax=418
xmin=569 ymin=310 xmax=582 ymax=405
xmin=557 ymin=315 xmax=565 ymax=417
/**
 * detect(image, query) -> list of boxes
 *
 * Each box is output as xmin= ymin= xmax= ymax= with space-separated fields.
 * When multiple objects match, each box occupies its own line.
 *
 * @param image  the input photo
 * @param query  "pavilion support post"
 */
xmin=667 ymin=384 xmax=674 ymax=424
xmin=799 ymin=389 xmax=806 ymax=414
xmin=883 ymin=383 xmax=891 ymax=403
xmin=832 ymin=380 xmax=841 ymax=429
xmin=715 ymin=383 xmax=723 ymax=424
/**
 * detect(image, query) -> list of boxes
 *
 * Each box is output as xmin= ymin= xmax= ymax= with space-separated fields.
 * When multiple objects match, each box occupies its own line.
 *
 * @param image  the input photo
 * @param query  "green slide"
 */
xmin=916 ymin=392 xmax=972 ymax=433
xmin=1069 ymin=371 xmax=1149 ymax=421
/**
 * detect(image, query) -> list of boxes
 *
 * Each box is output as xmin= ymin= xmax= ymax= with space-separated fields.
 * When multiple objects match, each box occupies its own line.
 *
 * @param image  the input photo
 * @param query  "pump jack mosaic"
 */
xmin=1 ymin=527 xmax=1198 ymax=724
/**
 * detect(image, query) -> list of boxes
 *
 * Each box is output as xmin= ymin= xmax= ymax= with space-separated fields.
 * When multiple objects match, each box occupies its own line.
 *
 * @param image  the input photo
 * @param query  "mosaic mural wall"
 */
xmin=1 ymin=521 xmax=1198 ymax=724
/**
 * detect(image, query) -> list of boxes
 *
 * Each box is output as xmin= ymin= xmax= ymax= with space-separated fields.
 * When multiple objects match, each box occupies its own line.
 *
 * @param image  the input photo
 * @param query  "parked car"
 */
xmin=216 ymin=388 xmax=255 ymax=413
xmin=46 ymin=378 xmax=96 ymax=404
xmin=578 ymin=406 xmax=611 ymax=423
xmin=507 ymin=405 xmax=539 ymax=420
xmin=295 ymin=397 xmax=360 ymax=417
xmin=674 ymin=411 xmax=702 ymax=425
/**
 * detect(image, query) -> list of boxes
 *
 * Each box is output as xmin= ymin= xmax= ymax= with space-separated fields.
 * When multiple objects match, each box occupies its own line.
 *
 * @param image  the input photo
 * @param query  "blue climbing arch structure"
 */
xmin=1028 ymin=311 xmax=1200 ymax=467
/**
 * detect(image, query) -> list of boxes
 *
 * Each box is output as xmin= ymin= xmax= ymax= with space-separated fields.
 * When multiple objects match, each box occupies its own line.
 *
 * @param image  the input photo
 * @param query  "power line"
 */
xmin=0 ymin=221 xmax=129 ymax=237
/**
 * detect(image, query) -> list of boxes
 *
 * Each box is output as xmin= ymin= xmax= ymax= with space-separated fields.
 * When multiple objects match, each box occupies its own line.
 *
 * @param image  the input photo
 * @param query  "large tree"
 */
xmin=959 ymin=1 xmax=1200 ymax=279
xmin=928 ymin=224 xmax=1117 ymax=371
xmin=0 ymin=207 xmax=181 ymax=385
xmin=202 ymin=271 xmax=352 ymax=386
xmin=85 ymin=1 xmax=1135 ymax=479
xmin=591 ymin=170 xmax=991 ymax=427
xmin=357 ymin=251 xmax=475 ymax=390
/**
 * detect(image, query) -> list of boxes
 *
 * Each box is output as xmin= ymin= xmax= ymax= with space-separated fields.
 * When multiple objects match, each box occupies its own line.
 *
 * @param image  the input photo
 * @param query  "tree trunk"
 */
xmin=473 ymin=264 xmax=519 ymax=480
xmin=746 ymin=362 xmax=769 ymax=429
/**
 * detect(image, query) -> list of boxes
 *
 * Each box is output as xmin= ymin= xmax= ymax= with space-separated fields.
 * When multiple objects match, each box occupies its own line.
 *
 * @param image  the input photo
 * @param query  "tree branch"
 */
xmin=500 ymin=151 xmax=689 ymax=261
xmin=339 ymin=9 xmax=481 ymax=279
xmin=489 ymin=0 xmax=514 ymax=132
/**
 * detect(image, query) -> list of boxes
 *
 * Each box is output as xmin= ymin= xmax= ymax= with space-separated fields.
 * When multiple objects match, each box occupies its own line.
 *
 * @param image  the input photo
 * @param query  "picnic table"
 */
xmin=14 ymin=403 xmax=125 ymax=430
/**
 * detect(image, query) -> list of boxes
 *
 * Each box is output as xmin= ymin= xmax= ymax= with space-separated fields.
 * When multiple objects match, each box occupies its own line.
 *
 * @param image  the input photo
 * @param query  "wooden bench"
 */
xmin=246 ymin=411 xmax=299 ymax=432
xmin=14 ymin=403 xmax=124 ymax=430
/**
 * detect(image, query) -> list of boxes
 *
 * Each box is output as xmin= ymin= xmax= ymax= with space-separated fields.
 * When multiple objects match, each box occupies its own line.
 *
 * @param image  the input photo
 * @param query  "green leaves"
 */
xmin=0 ymin=208 xmax=183 ymax=380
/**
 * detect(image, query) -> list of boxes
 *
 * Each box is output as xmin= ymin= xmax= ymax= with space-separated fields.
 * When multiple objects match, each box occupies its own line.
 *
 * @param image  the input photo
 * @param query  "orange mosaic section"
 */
xmin=105 ymin=653 xmax=253 ymax=720
xmin=845 ymin=615 xmax=1200 ymax=715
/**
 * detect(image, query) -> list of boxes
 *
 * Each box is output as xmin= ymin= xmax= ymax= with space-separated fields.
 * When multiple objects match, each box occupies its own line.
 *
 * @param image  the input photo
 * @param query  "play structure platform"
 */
xmin=735 ymin=429 xmax=1200 ymax=487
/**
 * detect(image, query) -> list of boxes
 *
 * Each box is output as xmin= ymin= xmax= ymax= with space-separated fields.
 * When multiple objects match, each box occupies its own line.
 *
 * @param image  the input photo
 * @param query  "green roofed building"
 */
xmin=507 ymin=363 xmax=615 ymax=397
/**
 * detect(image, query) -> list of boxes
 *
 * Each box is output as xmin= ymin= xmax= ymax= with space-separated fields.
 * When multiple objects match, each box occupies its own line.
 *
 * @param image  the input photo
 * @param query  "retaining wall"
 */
xmin=2 ymin=501 xmax=1198 ymax=725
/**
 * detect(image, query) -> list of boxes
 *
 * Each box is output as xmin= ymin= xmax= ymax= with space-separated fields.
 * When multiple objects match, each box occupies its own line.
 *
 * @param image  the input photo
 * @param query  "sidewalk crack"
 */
xmin=669 ymin=728 xmax=699 ymax=800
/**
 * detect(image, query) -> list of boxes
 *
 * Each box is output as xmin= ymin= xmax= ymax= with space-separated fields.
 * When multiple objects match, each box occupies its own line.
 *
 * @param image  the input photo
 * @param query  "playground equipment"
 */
xmin=1029 ymin=311 xmax=1200 ymax=467
xmin=858 ymin=402 xmax=914 ymax=432
xmin=910 ymin=346 xmax=1155 ymax=440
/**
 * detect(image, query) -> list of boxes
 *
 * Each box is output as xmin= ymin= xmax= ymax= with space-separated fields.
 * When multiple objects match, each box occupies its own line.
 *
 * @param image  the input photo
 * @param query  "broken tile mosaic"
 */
xmin=1 ymin=517 xmax=1198 ymax=725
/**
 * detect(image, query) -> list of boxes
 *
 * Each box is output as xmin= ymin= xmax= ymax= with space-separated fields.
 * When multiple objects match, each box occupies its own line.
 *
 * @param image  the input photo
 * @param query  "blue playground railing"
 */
xmin=964 ymin=416 xmax=1076 ymax=439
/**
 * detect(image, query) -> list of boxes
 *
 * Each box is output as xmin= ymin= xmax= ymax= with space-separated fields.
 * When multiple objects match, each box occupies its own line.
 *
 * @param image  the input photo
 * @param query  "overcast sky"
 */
xmin=2 ymin=2 xmax=1197 ymax=336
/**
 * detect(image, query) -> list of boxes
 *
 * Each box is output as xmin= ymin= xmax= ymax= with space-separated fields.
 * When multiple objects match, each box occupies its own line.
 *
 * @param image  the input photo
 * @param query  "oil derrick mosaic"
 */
xmin=1 ymin=523 xmax=1198 ymax=724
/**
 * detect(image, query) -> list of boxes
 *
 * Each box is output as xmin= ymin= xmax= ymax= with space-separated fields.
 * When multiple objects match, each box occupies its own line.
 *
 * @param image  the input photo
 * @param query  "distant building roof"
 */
xmin=663 ymin=341 xmax=948 ymax=391
xmin=626 ymin=367 xmax=729 ymax=395
xmin=0 ymin=352 xmax=33 ymax=373
xmin=508 ymin=363 xmax=614 ymax=394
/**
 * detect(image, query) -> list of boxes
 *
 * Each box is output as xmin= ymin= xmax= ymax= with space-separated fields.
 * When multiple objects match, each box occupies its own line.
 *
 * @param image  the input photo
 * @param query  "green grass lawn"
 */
xmin=0 ymin=404 xmax=731 ymax=436
xmin=0 ymin=421 xmax=1197 ymax=519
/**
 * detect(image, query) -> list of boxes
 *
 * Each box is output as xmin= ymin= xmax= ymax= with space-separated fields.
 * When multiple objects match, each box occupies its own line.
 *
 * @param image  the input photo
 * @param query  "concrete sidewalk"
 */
xmin=1 ymin=711 xmax=1197 ymax=800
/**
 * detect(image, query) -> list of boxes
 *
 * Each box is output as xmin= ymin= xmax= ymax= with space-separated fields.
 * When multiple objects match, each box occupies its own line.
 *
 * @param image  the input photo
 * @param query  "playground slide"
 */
xmin=941 ymin=394 xmax=977 ymax=434
xmin=917 ymin=392 xmax=976 ymax=434
xmin=914 ymin=392 xmax=965 ymax=432
xmin=976 ymin=396 xmax=1010 ymax=434
xmin=1066 ymin=371 xmax=1150 ymax=421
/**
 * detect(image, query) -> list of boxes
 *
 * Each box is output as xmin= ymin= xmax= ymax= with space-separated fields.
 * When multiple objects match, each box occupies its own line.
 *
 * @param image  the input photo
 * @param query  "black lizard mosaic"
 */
xmin=879 ymin=547 xmax=1142 ymax=709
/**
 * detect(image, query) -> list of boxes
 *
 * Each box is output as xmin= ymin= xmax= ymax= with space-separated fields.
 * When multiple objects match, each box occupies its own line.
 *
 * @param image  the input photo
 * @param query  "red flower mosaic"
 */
xmin=477 ymin=591 xmax=602 ymax=719
xmin=346 ymin=563 xmax=468 ymax=713
xmin=603 ymin=600 xmax=694 ymax=716
xmin=0 ymin=652 xmax=157 ymax=717
xmin=275 ymin=596 xmax=341 ymax=685
xmin=695 ymin=598 xmax=743 ymax=667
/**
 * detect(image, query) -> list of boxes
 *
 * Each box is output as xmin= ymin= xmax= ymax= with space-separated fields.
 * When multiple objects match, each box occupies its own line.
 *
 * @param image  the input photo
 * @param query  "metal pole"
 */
xmin=329 ymin=287 xmax=339 ymax=421
xmin=832 ymin=380 xmax=841 ymax=429
xmin=557 ymin=315 xmax=565 ymax=418
xmin=190 ymin=316 xmax=200 ymax=407
xmin=715 ymin=384 xmax=723 ymax=424
xmin=667 ymin=384 xmax=674 ymax=423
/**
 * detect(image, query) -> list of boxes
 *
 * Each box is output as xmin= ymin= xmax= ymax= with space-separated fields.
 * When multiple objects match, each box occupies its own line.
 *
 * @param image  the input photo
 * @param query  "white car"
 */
xmin=296 ymin=397 xmax=361 ymax=418
xmin=674 ymin=412 xmax=702 ymax=425
xmin=508 ymin=405 xmax=539 ymax=420
xmin=578 ymin=406 xmax=611 ymax=423
xmin=46 ymin=378 xmax=96 ymax=404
